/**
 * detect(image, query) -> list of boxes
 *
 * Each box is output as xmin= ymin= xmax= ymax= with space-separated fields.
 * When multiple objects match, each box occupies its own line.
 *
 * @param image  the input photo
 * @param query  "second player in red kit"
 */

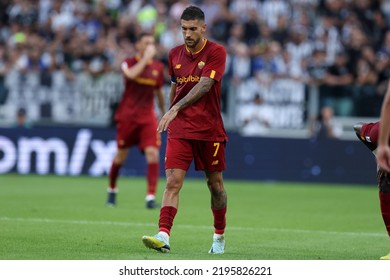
xmin=107 ymin=33 xmax=165 ymax=209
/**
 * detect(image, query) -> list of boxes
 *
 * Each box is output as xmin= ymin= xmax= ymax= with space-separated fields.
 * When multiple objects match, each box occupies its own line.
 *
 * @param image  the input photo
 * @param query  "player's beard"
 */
xmin=185 ymin=37 xmax=200 ymax=49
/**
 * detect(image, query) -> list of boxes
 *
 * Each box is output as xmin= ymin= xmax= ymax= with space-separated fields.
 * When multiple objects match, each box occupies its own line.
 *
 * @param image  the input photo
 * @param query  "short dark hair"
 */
xmin=136 ymin=32 xmax=154 ymax=42
xmin=17 ymin=107 xmax=26 ymax=116
xmin=180 ymin=6 xmax=205 ymax=21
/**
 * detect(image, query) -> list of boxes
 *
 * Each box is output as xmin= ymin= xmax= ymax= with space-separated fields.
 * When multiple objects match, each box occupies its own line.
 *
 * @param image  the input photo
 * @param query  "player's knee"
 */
xmin=207 ymin=179 xmax=224 ymax=194
xmin=378 ymin=169 xmax=390 ymax=193
xmin=206 ymin=172 xmax=223 ymax=188
xmin=114 ymin=154 xmax=126 ymax=165
xmin=149 ymin=153 xmax=159 ymax=163
xmin=114 ymin=149 xmax=129 ymax=164
xmin=145 ymin=147 xmax=159 ymax=162
xmin=166 ymin=175 xmax=183 ymax=192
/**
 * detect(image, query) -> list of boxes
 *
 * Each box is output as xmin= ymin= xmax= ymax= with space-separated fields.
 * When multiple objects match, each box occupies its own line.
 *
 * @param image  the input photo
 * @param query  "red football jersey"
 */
xmin=168 ymin=39 xmax=228 ymax=141
xmin=115 ymin=56 xmax=164 ymax=124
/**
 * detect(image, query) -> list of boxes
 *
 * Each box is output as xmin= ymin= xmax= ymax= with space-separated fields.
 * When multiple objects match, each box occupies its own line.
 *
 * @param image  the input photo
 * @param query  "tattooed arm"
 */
xmin=157 ymin=77 xmax=215 ymax=132
xmin=172 ymin=77 xmax=214 ymax=110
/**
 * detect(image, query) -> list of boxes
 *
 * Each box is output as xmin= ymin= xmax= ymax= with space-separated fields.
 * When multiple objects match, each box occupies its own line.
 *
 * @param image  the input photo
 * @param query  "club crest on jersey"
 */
xmin=175 ymin=64 xmax=181 ymax=69
xmin=198 ymin=61 xmax=205 ymax=69
xmin=152 ymin=69 xmax=158 ymax=76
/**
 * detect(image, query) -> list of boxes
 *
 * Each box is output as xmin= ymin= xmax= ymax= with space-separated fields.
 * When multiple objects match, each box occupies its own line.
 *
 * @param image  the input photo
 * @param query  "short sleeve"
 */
xmin=202 ymin=45 xmax=226 ymax=82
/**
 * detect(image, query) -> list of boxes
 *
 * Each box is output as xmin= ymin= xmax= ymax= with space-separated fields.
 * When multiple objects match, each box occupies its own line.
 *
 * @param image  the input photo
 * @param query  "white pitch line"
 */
xmin=0 ymin=216 xmax=385 ymax=238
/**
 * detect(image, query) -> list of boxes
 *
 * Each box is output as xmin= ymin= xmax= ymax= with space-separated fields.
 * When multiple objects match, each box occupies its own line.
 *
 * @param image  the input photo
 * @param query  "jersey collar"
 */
xmin=185 ymin=39 xmax=207 ymax=56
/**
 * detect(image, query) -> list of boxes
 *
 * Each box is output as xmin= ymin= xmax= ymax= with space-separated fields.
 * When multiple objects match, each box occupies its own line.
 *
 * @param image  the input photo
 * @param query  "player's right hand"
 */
xmin=157 ymin=107 xmax=178 ymax=133
xmin=143 ymin=44 xmax=156 ymax=61
xmin=377 ymin=144 xmax=390 ymax=172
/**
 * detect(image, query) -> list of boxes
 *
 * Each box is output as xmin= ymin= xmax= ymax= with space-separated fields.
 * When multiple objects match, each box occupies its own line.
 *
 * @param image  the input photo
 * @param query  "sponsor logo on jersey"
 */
xmin=176 ymin=75 xmax=200 ymax=84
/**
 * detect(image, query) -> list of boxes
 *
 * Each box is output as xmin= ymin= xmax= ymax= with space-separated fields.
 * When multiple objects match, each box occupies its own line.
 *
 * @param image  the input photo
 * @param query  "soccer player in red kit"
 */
xmin=106 ymin=32 xmax=165 ymax=209
xmin=142 ymin=6 xmax=228 ymax=254
xmin=354 ymin=121 xmax=390 ymax=259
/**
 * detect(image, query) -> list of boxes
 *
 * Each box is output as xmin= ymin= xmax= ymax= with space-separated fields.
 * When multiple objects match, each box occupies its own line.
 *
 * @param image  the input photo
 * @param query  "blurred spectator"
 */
xmin=74 ymin=5 xmax=102 ymax=43
xmin=313 ymin=14 xmax=342 ymax=64
xmin=159 ymin=19 xmax=183 ymax=53
xmin=344 ymin=26 xmax=368 ymax=74
xmin=169 ymin=0 xmax=191 ymax=22
xmin=371 ymin=9 xmax=387 ymax=50
xmin=272 ymin=14 xmax=289 ymax=46
xmin=252 ymin=41 xmax=287 ymax=79
xmin=200 ymin=0 xmax=226 ymax=27
xmin=261 ymin=0 xmax=291 ymax=30
xmin=320 ymin=51 xmax=354 ymax=116
xmin=0 ymin=44 xmax=9 ymax=105
xmin=208 ymin=2 xmax=234 ymax=44
xmin=84 ymin=37 xmax=111 ymax=78
xmin=279 ymin=47 xmax=305 ymax=80
xmin=238 ymin=94 xmax=273 ymax=136
xmin=381 ymin=0 xmax=390 ymax=25
xmin=14 ymin=107 xmax=31 ymax=128
xmin=306 ymin=47 xmax=328 ymax=107
xmin=375 ymin=30 xmax=390 ymax=100
xmin=7 ymin=0 xmax=39 ymax=30
xmin=242 ymin=9 xmax=261 ymax=46
xmin=236 ymin=70 xmax=271 ymax=104
xmin=228 ymin=0 xmax=261 ymax=23
xmin=0 ymin=0 xmax=10 ymax=27
xmin=310 ymin=106 xmax=343 ymax=139
xmin=250 ymin=23 xmax=274 ymax=56
xmin=306 ymin=48 xmax=328 ymax=85
xmin=136 ymin=1 xmax=158 ymax=32
xmin=225 ymin=41 xmax=252 ymax=86
xmin=285 ymin=26 xmax=313 ymax=79
xmin=319 ymin=0 xmax=347 ymax=30
xmin=252 ymin=43 xmax=278 ymax=77
xmin=351 ymin=0 xmax=377 ymax=37
xmin=354 ymin=45 xmax=380 ymax=117
xmin=47 ymin=0 xmax=76 ymax=34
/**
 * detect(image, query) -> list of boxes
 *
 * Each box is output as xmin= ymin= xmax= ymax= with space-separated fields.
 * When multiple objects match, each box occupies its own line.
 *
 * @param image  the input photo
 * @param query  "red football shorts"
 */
xmin=116 ymin=121 xmax=161 ymax=151
xmin=165 ymin=138 xmax=226 ymax=171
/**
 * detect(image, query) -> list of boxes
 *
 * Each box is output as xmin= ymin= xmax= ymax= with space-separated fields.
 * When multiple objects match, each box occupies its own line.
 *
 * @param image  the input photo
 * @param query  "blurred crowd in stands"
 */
xmin=1 ymin=0 xmax=390 ymax=136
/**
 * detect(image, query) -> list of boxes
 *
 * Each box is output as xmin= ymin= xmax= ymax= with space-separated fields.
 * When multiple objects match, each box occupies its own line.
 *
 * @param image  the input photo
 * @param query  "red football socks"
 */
xmin=212 ymin=207 xmax=227 ymax=235
xmin=159 ymin=206 xmax=178 ymax=235
xmin=147 ymin=163 xmax=159 ymax=196
xmin=379 ymin=192 xmax=390 ymax=236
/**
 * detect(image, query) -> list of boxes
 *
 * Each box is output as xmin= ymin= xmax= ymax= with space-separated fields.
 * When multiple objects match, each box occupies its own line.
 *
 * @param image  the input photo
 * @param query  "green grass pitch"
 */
xmin=0 ymin=173 xmax=388 ymax=260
